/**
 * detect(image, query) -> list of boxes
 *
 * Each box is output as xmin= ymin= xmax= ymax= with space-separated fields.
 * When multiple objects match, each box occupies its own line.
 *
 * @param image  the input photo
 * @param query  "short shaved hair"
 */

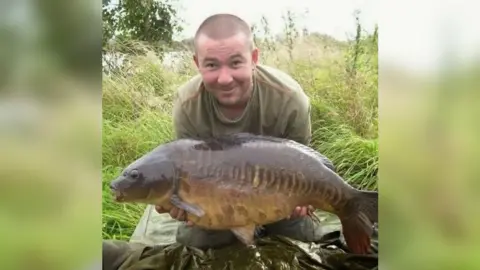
xmin=194 ymin=13 xmax=255 ymax=51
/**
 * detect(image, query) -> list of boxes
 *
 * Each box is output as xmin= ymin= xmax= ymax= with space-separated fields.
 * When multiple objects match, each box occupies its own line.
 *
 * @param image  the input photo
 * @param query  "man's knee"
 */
xmin=264 ymin=217 xmax=323 ymax=242
xmin=130 ymin=205 xmax=181 ymax=246
xmin=176 ymin=224 xmax=238 ymax=249
xmin=103 ymin=240 xmax=146 ymax=270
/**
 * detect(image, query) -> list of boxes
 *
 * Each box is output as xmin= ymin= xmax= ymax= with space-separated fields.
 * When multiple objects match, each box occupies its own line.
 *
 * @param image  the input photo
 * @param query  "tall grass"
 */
xmin=102 ymin=11 xmax=378 ymax=240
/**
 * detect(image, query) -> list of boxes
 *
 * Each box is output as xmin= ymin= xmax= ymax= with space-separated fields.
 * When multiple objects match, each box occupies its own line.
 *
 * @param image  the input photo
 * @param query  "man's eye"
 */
xmin=231 ymin=60 xmax=243 ymax=67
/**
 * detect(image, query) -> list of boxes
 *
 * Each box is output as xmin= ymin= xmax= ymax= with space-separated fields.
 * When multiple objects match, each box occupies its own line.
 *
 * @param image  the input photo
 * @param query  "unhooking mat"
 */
xmin=103 ymin=225 xmax=378 ymax=270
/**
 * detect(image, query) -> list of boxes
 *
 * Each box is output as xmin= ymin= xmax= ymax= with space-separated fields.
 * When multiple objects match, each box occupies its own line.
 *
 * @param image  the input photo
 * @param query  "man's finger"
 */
xmin=300 ymin=207 xmax=308 ymax=216
xmin=155 ymin=205 xmax=165 ymax=213
xmin=169 ymin=208 xmax=178 ymax=219
xmin=178 ymin=209 xmax=188 ymax=221
xmin=175 ymin=209 xmax=183 ymax=220
xmin=290 ymin=206 xmax=301 ymax=218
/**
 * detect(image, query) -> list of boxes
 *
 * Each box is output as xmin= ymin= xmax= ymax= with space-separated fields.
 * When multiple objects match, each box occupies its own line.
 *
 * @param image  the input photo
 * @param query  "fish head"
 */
xmin=109 ymin=150 xmax=176 ymax=205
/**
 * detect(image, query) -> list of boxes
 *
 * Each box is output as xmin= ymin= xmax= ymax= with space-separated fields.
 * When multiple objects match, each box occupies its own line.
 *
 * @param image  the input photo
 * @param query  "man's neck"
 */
xmin=218 ymin=99 xmax=250 ymax=120
xmin=218 ymin=87 xmax=253 ymax=120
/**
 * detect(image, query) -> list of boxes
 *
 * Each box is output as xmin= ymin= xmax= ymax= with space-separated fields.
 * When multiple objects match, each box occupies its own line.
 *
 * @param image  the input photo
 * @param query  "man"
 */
xmin=128 ymin=13 xmax=328 ymax=250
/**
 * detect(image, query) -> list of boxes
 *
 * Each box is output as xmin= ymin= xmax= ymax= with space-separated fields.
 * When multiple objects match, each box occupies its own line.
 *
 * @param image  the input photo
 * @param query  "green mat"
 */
xmin=103 ymin=222 xmax=378 ymax=270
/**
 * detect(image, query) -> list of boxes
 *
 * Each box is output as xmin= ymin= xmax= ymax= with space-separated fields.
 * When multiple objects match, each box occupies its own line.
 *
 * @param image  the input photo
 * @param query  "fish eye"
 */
xmin=129 ymin=169 xmax=139 ymax=178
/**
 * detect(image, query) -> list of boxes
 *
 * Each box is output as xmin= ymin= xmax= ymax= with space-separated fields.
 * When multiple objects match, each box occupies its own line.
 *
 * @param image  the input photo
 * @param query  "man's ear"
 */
xmin=193 ymin=54 xmax=199 ymax=68
xmin=252 ymin=48 xmax=259 ymax=65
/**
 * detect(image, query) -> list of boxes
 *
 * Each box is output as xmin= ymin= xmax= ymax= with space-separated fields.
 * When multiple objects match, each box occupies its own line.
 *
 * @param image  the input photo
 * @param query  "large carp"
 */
xmin=109 ymin=133 xmax=378 ymax=254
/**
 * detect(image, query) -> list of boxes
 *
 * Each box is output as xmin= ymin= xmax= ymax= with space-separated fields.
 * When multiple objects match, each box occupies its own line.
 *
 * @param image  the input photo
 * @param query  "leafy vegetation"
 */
xmin=102 ymin=5 xmax=378 ymax=241
xmin=102 ymin=0 xmax=183 ymax=53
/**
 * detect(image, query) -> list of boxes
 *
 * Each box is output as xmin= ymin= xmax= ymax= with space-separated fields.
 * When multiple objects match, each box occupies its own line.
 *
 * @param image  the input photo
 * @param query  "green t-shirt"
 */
xmin=172 ymin=64 xmax=311 ymax=145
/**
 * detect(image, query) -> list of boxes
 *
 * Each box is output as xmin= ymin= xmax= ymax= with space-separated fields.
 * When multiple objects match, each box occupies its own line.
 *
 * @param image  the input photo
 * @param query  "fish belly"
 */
xmin=178 ymin=178 xmax=303 ymax=230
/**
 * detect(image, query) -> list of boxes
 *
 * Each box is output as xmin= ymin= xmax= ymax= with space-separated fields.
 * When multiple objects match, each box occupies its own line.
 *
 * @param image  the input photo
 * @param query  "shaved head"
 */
xmin=194 ymin=14 xmax=255 ymax=52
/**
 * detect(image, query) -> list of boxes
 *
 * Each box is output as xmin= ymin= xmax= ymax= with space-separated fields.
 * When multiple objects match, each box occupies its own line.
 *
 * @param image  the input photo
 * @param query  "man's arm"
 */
xmin=283 ymin=91 xmax=336 ymax=172
xmin=282 ymin=91 xmax=336 ymax=218
xmin=157 ymin=95 xmax=199 ymax=221
xmin=172 ymin=94 xmax=197 ymax=139
xmin=283 ymin=92 xmax=312 ymax=146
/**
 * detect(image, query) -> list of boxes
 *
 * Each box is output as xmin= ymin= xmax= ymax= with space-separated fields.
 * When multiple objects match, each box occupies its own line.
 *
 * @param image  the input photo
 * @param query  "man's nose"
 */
xmin=217 ymin=68 xmax=233 ymax=84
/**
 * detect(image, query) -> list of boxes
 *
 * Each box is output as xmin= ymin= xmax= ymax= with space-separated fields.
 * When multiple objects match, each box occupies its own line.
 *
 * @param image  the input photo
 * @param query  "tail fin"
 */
xmin=340 ymin=190 xmax=378 ymax=254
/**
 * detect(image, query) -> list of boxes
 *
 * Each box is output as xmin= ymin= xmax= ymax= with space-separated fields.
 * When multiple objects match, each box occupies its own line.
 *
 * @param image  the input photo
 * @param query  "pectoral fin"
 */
xmin=231 ymin=224 xmax=256 ymax=246
xmin=170 ymin=195 xmax=205 ymax=217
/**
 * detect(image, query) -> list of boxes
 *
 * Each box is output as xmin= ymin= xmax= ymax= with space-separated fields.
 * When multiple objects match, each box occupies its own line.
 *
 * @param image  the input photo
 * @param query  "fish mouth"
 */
xmin=110 ymin=185 xmax=126 ymax=202
xmin=113 ymin=190 xmax=125 ymax=202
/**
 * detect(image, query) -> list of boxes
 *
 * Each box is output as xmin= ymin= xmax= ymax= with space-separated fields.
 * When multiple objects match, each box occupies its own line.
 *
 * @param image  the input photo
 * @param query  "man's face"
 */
xmin=194 ymin=33 xmax=259 ymax=107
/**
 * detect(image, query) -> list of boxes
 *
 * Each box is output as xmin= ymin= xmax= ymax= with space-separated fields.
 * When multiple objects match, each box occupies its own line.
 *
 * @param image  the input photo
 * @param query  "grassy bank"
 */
xmin=102 ymin=16 xmax=378 ymax=241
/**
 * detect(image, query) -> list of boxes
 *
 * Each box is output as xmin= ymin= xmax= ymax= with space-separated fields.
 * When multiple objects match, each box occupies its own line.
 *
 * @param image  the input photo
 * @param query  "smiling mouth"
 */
xmin=219 ymin=88 xmax=238 ymax=95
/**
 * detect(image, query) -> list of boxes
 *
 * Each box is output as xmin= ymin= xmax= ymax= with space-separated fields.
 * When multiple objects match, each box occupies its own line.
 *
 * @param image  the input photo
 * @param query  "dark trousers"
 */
xmin=176 ymin=216 xmax=324 ymax=249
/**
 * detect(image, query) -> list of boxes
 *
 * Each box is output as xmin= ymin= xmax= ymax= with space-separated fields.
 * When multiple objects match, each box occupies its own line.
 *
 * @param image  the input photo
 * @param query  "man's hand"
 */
xmin=290 ymin=205 xmax=315 ymax=218
xmin=155 ymin=205 xmax=194 ymax=226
